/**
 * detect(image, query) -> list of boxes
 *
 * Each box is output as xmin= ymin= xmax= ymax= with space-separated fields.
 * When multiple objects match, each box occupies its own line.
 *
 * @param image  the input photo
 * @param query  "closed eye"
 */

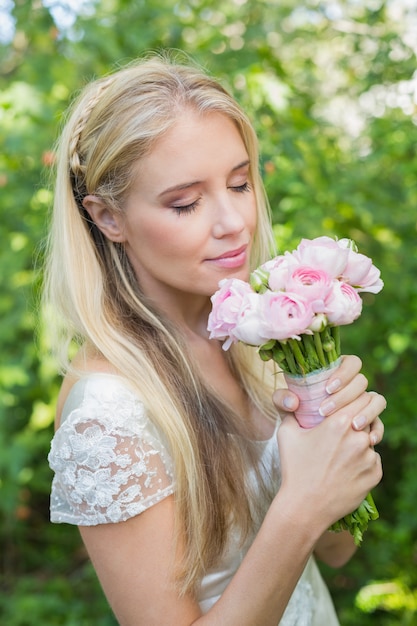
xmin=230 ymin=182 xmax=251 ymax=193
xmin=171 ymin=181 xmax=250 ymax=215
xmin=171 ymin=198 xmax=201 ymax=216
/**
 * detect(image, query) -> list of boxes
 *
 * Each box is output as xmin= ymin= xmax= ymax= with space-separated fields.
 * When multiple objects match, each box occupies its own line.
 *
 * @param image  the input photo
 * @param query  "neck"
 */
xmin=154 ymin=294 xmax=214 ymax=339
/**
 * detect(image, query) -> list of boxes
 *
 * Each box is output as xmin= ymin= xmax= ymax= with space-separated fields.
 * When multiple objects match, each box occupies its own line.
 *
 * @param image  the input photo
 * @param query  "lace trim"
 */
xmin=48 ymin=377 xmax=175 ymax=525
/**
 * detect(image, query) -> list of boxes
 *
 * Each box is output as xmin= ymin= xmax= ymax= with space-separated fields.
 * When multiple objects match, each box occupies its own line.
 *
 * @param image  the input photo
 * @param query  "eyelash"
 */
xmin=172 ymin=182 xmax=251 ymax=216
xmin=172 ymin=199 xmax=201 ymax=216
xmin=233 ymin=181 xmax=251 ymax=194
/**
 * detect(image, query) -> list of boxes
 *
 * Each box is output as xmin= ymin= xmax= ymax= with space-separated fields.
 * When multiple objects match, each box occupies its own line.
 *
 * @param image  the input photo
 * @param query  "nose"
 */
xmin=211 ymin=192 xmax=247 ymax=239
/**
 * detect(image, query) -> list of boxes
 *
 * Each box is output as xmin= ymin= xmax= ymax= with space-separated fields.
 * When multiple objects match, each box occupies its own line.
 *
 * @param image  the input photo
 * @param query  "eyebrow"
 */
xmin=158 ymin=159 xmax=251 ymax=198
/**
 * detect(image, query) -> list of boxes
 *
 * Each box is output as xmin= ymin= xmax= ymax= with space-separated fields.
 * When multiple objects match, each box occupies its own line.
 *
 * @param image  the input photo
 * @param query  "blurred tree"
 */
xmin=1 ymin=0 xmax=416 ymax=623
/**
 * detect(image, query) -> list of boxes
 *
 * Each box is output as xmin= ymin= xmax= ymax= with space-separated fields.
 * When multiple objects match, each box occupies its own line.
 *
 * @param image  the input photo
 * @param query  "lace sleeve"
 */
xmin=48 ymin=375 xmax=175 ymax=526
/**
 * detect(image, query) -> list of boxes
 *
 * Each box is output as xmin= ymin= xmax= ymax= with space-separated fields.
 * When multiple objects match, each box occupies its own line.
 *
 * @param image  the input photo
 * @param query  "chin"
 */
xmin=226 ymin=267 xmax=251 ymax=282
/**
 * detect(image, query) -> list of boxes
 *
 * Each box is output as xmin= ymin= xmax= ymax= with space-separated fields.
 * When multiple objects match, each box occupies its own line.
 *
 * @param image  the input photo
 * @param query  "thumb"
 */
xmin=273 ymin=389 xmax=299 ymax=413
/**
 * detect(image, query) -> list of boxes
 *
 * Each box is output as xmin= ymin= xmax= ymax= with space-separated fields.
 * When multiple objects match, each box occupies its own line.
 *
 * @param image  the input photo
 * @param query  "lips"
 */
xmin=206 ymin=244 xmax=249 ymax=270
xmin=209 ymin=244 xmax=248 ymax=261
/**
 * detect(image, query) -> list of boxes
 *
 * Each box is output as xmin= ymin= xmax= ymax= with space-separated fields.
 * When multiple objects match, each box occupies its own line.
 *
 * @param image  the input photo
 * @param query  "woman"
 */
xmin=45 ymin=52 xmax=385 ymax=625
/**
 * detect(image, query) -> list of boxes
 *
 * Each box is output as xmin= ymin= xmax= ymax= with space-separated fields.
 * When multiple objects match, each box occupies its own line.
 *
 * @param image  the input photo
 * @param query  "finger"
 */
xmin=319 ymin=373 xmax=368 ymax=417
xmin=369 ymin=417 xmax=385 ymax=446
xmin=324 ymin=355 xmax=363 ymax=395
xmin=351 ymin=392 xmax=386 ymax=430
xmin=351 ymin=392 xmax=387 ymax=444
xmin=272 ymin=388 xmax=299 ymax=413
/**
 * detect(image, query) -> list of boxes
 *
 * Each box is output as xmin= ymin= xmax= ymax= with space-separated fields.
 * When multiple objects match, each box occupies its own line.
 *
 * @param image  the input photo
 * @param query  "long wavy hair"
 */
xmin=43 ymin=51 xmax=280 ymax=594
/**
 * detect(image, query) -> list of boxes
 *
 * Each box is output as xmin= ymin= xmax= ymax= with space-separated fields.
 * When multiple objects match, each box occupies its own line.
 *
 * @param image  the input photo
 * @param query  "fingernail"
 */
xmin=326 ymin=378 xmax=341 ymax=394
xmin=319 ymin=400 xmax=336 ymax=417
xmin=283 ymin=395 xmax=296 ymax=410
xmin=353 ymin=415 xmax=367 ymax=430
xmin=370 ymin=432 xmax=378 ymax=446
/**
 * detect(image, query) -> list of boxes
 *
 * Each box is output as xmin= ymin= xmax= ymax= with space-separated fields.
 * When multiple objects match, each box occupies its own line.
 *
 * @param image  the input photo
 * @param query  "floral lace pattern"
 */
xmin=48 ymin=374 xmax=175 ymax=525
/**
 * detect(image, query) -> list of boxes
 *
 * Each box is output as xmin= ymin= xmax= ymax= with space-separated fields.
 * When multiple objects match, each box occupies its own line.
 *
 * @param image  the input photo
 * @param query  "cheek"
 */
xmin=249 ymin=200 xmax=258 ymax=234
xmin=137 ymin=218 xmax=198 ymax=260
xmin=127 ymin=215 xmax=167 ymax=248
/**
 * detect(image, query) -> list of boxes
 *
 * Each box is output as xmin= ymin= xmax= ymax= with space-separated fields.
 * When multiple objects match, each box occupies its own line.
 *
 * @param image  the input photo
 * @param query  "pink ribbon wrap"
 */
xmin=284 ymin=359 xmax=341 ymax=429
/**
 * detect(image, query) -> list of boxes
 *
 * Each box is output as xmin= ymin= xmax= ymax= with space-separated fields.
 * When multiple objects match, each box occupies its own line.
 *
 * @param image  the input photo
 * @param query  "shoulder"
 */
xmin=48 ymin=366 xmax=175 ymax=526
xmin=55 ymin=368 xmax=158 ymax=447
xmin=55 ymin=348 xmax=123 ymax=429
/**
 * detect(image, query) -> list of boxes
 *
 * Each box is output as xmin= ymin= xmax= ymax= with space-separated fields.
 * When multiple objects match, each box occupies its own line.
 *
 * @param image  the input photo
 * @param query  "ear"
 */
xmin=82 ymin=195 xmax=126 ymax=242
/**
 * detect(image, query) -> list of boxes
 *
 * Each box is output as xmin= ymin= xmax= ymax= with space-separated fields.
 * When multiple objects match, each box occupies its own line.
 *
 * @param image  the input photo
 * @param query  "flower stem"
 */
xmin=323 ymin=327 xmax=338 ymax=363
xmin=288 ymin=338 xmax=308 ymax=375
xmin=280 ymin=341 xmax=298 ymax=374
xmin=329 ymin=491 xmax=379 ymax=546
xmin=331 ymin=325 xmax=341 ymax=357
xmin=364 ymin=491 xmax=379 ymax=521
xmin=302 ymin=334 xmax=321 ymax=371
xmin=313 ymin=332 xmax=327 ymax=368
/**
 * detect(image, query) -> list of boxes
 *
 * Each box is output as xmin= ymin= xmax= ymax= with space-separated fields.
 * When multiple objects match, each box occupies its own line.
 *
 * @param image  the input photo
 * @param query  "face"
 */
xmin=117 ymin=110 xmax=257 ymax=314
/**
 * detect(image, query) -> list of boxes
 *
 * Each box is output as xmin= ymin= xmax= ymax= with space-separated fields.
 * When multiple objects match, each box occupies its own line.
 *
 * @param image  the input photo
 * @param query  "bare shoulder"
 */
xmin=55 ymin=346 xmax=115 ymax=429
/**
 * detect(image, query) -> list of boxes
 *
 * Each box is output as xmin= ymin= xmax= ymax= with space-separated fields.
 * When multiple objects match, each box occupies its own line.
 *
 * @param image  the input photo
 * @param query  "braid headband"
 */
xmin=69 ymin=76 xmax=115 ymax=208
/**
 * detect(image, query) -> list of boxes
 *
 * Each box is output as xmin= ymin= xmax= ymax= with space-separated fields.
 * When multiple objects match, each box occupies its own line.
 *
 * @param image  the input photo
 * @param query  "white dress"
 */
xmin=48 ymin=373 xmax=340 ymax=626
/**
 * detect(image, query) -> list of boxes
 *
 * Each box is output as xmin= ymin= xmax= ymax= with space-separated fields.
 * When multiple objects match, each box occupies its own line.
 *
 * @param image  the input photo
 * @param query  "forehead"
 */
xmin=131 ymin=110 xmax=248 ymax=189
xmin=154 ymin=109 xmax=244 ymax=152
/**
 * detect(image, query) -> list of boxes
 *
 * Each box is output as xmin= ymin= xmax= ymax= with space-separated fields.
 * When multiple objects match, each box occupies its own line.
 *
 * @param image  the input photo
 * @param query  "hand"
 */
xmin=272 ymin=355 xmax=386 ymax=446
xmin=276 ymin=397 xmax=383 ymax=530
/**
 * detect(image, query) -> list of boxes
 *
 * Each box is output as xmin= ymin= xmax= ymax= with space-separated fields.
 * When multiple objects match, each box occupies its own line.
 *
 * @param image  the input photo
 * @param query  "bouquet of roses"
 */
xmin=207 ymin=236 xmax=383 ymax=545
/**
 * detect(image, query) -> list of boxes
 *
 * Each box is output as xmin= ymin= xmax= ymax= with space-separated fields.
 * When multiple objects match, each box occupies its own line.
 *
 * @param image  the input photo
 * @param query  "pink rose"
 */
xmin=293 ymin=236 xmax=349 ymax=279
xmin=208 ymin=278 xmax=253 ymax=347
xmin=325 ymin=281 xmax=363 ymax=325
xmin=285 ymin=266 xmax=333 ymax=311
xmin=233 ymin=293 xmax=267 ymax=346
xmin=342 ymin=251 xmax=384 ymax=294
xmin=260 ymin=255 xmax=286 ymax=272
xmin=260 ymin=291 xmax=315 ymax=340
xmin=266 ymin=254 xmax=297 ymax=291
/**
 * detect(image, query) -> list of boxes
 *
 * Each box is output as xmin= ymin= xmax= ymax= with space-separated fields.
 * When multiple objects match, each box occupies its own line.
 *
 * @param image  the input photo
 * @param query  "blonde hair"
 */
xmin=43 ymin=51 xmax=278 ymax=593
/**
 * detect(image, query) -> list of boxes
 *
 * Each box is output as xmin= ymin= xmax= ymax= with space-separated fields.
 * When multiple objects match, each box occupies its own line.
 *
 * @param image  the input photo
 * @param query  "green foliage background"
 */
xmin=1 ymin=0 xmax=416 ymax=624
